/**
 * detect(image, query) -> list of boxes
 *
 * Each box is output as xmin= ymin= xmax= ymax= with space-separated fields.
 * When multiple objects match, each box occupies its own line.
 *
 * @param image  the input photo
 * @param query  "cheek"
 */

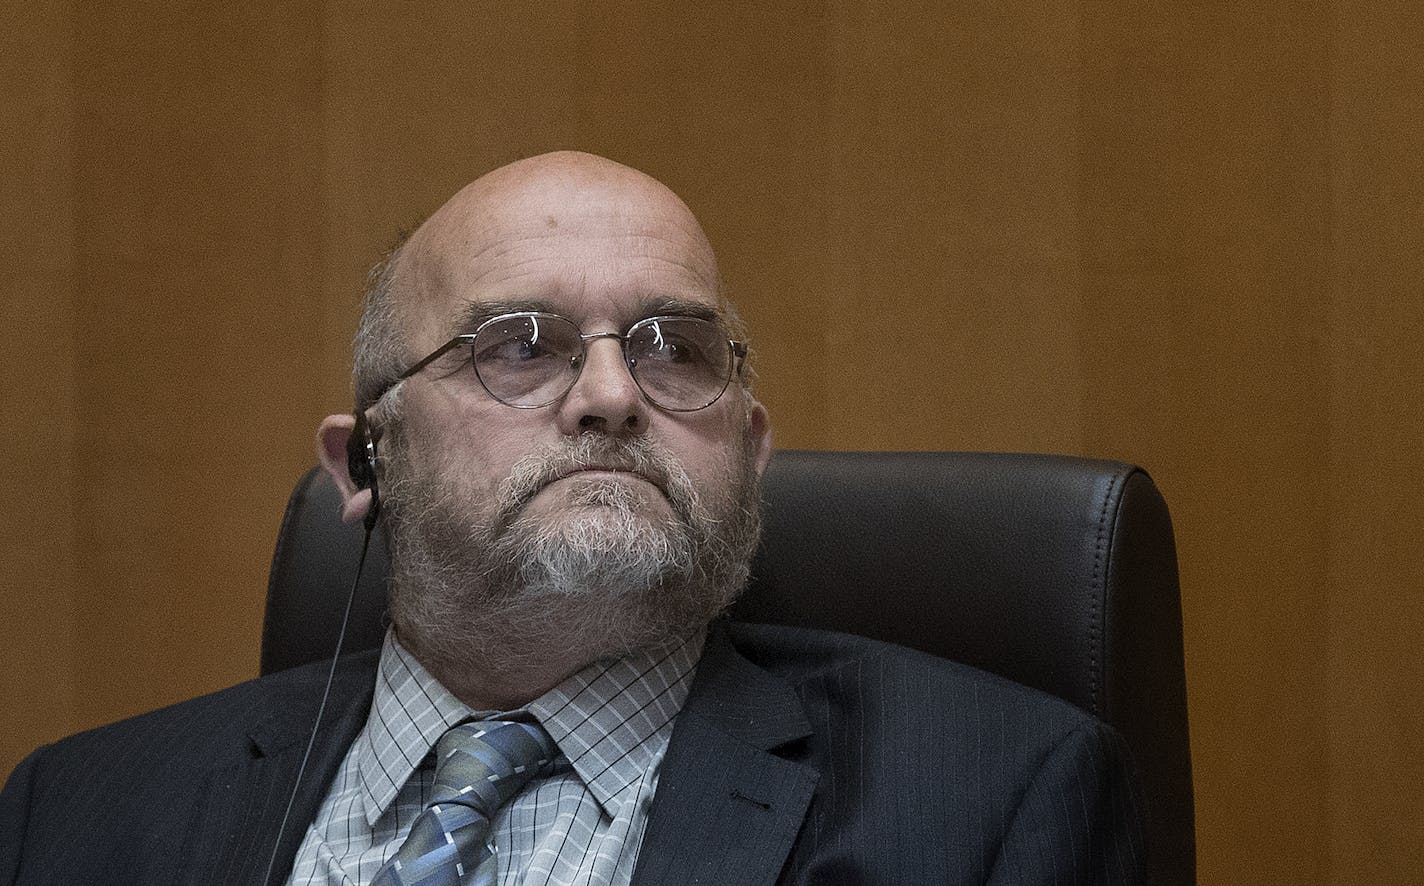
xmin=440 ymin=428 xmax=530 ymax=502
xmin=404 ymin=390 xmax=531 ymax=501
xmin=664 ymin=411 xmax=752 ymax=497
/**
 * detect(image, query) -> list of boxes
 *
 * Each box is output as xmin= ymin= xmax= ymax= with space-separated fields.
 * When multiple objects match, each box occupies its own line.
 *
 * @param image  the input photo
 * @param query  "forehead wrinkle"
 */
xmin=442 ymin=245 xmax=718 ymax=322
xmin=487 ymin=206 xmax=713 ymax=265
xmin=438 ymin=230 xmax=716 ymax=294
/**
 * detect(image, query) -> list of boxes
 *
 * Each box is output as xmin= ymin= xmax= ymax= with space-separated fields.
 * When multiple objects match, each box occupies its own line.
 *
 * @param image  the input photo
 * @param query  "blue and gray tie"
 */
xmin=371 ymin=720 xmax=558 ymax=886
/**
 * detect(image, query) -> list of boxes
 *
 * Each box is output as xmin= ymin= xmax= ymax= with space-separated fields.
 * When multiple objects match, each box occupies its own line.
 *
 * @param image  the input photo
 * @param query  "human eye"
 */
xmin=636 ymin=319 xmax=719 ymax=368
xmin=650 ymin=336 xmax=694 ymax=363
xmin=478 ymin=334 xmax=553 ymax=363
xmin=473 ymin=317 xmax=560 ymax=365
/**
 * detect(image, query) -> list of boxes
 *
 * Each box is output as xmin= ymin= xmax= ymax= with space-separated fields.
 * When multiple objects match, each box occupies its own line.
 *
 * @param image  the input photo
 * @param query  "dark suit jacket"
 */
xmin=1 ymin=623 xmax=1143 ymax=884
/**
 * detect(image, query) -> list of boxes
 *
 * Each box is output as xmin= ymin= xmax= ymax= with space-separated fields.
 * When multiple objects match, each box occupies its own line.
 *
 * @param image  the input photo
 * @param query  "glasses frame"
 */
xmin=389 ymin=311 xmax=749 ymax=412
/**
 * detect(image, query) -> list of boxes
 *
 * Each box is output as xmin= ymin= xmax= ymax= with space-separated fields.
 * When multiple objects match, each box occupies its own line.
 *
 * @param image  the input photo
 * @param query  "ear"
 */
xmin=745 ymin=397 xmax=773 ymax=478
xmin=317 ymin=413 xmax=374 ymax=525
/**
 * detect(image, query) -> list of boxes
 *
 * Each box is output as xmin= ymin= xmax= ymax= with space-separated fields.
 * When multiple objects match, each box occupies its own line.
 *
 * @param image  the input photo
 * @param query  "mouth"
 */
xmin=553 ymin=465 xmax=661 ymax=489
xmin=519 ymin=466 xmax=670 ymax=517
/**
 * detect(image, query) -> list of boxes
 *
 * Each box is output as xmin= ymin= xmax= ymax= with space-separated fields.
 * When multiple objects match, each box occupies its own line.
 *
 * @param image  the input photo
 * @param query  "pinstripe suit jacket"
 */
xmin=0 ymin=622 xmax=1143 ymax=884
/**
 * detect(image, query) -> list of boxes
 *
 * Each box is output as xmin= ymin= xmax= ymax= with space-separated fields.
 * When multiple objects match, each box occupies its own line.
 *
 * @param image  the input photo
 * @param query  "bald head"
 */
xmin=354 ymin=152 xmax=733 ymax=411
xmin=411 ymin=152 xmax=717 ymax=273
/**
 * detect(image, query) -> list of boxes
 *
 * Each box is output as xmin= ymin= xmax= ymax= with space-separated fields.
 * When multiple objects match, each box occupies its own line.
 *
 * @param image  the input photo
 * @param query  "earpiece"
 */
xmin=345 ymin=410 xmax=381 ymax=530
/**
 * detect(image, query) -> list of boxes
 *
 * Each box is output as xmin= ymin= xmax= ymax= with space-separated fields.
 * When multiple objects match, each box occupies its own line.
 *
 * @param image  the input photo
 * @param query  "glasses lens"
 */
xmin=627 ymin=317 xmax=734 ymax=410
xmin=471 ymin=314 xmax=582 ymax=407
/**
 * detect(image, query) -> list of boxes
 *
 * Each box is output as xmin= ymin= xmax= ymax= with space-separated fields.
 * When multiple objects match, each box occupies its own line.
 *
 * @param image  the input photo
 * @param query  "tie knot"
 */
xmin=430 ymin=720 xmax=559 ymax=816
xmin=370 ymin=721 xmax=559 ymax=886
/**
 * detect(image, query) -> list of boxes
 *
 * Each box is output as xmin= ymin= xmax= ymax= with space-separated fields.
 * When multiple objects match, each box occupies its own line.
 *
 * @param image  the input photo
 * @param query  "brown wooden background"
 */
xmin=4 ymin=2 xmax=1421 ymax=882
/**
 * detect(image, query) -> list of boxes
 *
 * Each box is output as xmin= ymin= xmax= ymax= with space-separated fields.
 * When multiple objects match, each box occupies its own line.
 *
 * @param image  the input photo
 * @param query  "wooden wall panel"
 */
xmin=68 ymin=2 xmax=327 ymax=726
xmin=1328 ymin=3 xmax=1424 ymax=881
xmin=822 ymin=0 xmax=1085 ymax=453
xmin=1 ymin=0 xmax=79 ymax=776
xmin=1077 ymin=4 xmax=1334 ymax=882
xmin=3 ymin=2 xmax=1422 ymax=882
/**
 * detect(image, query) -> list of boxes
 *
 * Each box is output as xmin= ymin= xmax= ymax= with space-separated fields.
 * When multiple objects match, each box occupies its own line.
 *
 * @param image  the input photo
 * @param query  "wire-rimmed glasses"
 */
xmin=393 ymin=312 xmax=748 ymax=412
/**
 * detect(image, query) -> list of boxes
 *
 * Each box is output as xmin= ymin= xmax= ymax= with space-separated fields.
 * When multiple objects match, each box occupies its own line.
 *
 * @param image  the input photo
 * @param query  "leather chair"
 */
xmin=263 ymin=450 xmax=1195 ymax=884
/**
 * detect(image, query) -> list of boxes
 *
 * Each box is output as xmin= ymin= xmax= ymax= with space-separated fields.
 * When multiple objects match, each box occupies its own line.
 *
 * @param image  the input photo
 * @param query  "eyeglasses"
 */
xmin=393 ymin=312 xmax=749 ymax=412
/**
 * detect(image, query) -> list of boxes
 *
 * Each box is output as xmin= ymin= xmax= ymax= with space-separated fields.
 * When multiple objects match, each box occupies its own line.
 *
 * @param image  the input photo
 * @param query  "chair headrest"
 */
xmin=265 ymin=451 xmax=1180 ymax=719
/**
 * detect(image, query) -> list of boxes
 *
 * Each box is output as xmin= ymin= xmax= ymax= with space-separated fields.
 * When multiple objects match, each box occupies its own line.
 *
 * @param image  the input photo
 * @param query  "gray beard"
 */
xmin=377 ymin=429 xmax=761 ymax=677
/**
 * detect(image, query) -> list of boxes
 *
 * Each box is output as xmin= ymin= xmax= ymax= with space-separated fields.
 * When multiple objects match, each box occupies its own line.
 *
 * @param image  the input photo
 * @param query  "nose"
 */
xmin=554 ymin=335 xmax=650 ymax=436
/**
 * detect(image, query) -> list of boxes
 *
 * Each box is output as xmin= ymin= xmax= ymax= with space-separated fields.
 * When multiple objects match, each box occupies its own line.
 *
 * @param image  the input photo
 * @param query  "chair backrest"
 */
xmin=263 ymin=450 xmax=1194 ymax=884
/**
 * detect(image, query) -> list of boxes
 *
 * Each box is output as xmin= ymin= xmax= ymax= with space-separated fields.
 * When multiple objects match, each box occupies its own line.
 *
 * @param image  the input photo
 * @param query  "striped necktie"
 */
xmin=371 ymin=720 xmax=558 ymax=886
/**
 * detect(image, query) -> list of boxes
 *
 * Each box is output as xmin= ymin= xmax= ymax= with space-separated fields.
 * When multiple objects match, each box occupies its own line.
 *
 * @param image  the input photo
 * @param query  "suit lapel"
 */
xmin=631 ymin=627 xmax=819 ymax=886
xmin=184 ymin=652 xmax=378 ymax=886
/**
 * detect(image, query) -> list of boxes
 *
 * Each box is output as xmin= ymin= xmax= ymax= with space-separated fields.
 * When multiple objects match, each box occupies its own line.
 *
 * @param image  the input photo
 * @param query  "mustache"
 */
xmin=494 ymin=435 xmax=688 ymax=525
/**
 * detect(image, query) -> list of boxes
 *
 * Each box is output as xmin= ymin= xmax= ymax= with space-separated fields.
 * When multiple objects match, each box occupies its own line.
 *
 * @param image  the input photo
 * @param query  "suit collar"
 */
xmin=189 ymin=649 xmax=380 ymax=886
xmin=631 ymin=623 xmax=819 ymax=886
xmin=679 ymin=622 xmax=813 ymax=749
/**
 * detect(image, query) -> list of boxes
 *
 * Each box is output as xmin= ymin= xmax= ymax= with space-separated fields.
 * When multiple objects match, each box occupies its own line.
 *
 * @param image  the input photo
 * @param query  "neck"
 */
xmin=395 ymin=625 xmax=607 ymax=712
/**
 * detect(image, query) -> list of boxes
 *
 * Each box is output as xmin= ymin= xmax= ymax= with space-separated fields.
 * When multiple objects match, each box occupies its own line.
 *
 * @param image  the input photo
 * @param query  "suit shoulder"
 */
xmin=718 ymin=625 xmax=1146 ymax=884
xmin=26 ymin=648 xmax=379 ymax=773
xmin=725 ymin=620 xmax=1099 ymax=735
xmin=3 ymin=651 xmax=379 ymax=884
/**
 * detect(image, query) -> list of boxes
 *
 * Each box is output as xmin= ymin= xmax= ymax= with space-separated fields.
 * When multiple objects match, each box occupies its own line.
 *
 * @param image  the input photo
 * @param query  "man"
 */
xmin=1 ymin=152 xmax=1143 ymax=884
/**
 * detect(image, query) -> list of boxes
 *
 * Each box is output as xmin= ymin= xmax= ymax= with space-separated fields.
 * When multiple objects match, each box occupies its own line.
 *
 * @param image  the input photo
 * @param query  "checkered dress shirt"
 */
xmin=286 ymin=629 xmax=704 ymax=886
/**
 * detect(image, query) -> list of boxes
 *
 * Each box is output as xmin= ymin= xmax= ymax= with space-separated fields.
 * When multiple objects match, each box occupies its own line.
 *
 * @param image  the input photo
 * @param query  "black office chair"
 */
xmin=263 ymin=451 xmax=1195 ymax=884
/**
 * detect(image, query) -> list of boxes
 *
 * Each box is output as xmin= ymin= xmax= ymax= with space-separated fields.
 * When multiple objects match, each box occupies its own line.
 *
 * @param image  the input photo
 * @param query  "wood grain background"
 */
xmin=4 ymin=2 xmax=1420 ymax=882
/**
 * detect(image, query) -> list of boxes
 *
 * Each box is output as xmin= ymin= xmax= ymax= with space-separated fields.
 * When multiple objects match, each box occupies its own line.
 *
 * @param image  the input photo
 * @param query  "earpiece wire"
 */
xmin=260 ymin=522 xmax=372 ymax=886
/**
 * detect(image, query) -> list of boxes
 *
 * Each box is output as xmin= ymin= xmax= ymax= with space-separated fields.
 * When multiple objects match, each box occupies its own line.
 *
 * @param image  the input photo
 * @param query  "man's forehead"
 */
xmin=400 ymin=231 xmax=722 ymax=337
xmin=397 ymin=188 xmax=720 ymax=338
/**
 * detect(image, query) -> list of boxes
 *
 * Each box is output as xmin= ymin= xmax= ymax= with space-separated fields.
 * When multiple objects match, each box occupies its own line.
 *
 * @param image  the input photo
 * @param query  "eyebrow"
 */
xmin=642 ymin=296 xmax=722 ymax=323
xmin=449 ymin=295 xmax=723 ymax=335
xmin=447 ymin=299 xmax=551 ymax=333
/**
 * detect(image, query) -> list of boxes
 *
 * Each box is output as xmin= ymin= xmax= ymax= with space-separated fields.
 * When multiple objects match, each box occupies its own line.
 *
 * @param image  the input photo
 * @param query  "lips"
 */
xmin=553 ymin=464 xmax=663 ymax=491
xmin=505 ymin=438 xmax=679 ymax=513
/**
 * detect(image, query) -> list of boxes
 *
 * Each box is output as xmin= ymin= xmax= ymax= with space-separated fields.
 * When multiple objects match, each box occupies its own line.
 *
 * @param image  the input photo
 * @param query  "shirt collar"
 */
xmin=528 ymin=630 xmax=703 ymax=814
xmin=355 ymin=628 xmax=704 ymax=826
xmin=357 ymin=632 xmax=476 ymax=825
